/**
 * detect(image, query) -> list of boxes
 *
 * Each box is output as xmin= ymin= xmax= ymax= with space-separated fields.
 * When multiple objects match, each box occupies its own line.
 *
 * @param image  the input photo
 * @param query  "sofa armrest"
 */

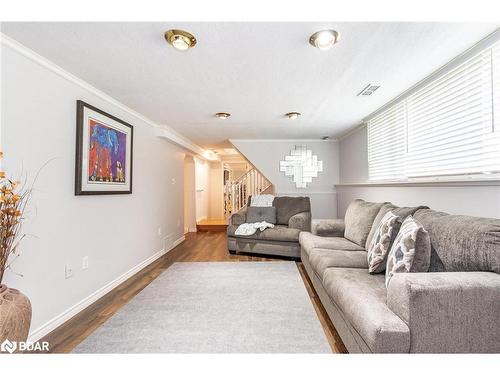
xmin=288 ymin=212 xmax=311 ymax=232
xmin=387 ymin=272 xmax=500 ymax=353
xmin=230 ymin=208 xmax=247 ymax=226
xmin=311 ymin=219 xmax=345 ymax=237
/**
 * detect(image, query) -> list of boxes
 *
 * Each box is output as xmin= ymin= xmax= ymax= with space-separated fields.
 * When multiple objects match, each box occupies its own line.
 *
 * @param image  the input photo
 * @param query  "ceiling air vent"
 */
xmin=357 ymin=84 xmax=380 ymax=96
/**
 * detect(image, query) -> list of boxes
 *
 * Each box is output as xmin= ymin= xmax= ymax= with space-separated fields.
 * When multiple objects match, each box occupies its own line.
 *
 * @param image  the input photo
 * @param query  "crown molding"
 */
xmin=337 ymin=122 xmax=367 ymax=141
xmin=1 ymin=32 xmax=206 ymax=157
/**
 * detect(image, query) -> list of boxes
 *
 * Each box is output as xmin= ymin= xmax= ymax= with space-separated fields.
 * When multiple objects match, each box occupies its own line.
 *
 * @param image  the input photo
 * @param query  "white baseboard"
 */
xmin=28 ymin=235 xmax=185 ymax=343
xmin=172 ymin=235 xmax=185 ymax=249
xmin=188 ymin=227 xmax=197 ymax=233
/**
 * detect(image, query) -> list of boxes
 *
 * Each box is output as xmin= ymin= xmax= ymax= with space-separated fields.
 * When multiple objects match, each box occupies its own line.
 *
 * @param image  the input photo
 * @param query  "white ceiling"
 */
xmin=2 ymin=22 xmax=498 ymax=148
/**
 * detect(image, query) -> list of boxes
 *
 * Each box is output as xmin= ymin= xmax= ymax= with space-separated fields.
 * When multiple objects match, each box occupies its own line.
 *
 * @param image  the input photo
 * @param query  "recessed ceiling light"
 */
xmin=309 ymin=30 xmax=340 ymax=50
xmin=285 ymin=112 xmax=301 ymax=120
xmin=164 ymin=29 xmax=197 ymax=51
xmin=215 ymin=112 xmax=231 ymax=119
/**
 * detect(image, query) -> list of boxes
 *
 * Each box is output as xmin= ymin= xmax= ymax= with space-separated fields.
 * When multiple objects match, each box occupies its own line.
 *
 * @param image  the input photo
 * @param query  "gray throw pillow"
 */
xmin=344 ymin=199 xmax=384 ymax=247
xmin=385 ymin=216 xmax=431 ymax=287
xmin=365 ymin=204 xmax=430 ymax=250
xmin=246 ymin=206 xmax=277 ymax=224
xmin=365 ymin=202 xmax=397 ymax=249
xmin=367 ymin=211 xmax=402 ymax=274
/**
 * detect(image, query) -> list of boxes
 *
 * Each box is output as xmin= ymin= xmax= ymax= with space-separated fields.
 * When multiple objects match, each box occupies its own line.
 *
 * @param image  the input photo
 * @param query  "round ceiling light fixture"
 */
xmin=215 ymin=112 xmax=231 ymax=119
xmin=309 ymin=29 xmax=340 ymax=50
xmin=285 ymin=112 xmax=301 ymax=120
xmin=164 ymin=29 xmax=197 ymax=51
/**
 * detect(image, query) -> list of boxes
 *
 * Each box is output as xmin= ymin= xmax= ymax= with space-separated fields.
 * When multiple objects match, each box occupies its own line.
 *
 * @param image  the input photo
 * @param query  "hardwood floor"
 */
xmin=42 ymin=232 xmax=347 ymax=353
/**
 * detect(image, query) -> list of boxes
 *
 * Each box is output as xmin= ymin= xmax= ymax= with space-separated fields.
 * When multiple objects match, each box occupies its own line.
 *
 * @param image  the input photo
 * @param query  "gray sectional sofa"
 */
xmin=300 ymin=199 xmax=500 ymax=353
xmin=227 ymin=196 xmax=311 ymax=259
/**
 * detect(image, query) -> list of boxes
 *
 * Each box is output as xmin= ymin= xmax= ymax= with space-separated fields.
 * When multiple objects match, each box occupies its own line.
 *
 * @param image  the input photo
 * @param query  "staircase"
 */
xmin=224 ymin=168 xmax=272 ymax=215
xmin=196 ymin=219 xmax=228 ymax=232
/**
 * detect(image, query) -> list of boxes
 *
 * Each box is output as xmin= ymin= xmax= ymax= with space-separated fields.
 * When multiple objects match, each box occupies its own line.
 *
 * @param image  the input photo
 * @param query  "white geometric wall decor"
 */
xmin=279 ymin=145 xmax=323 ymax=188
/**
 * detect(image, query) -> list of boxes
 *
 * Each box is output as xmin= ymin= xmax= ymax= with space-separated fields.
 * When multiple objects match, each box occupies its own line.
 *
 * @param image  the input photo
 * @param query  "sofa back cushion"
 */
xmin=413 ymin=209 xmax=500 ymax=273
xmin=344 ymin=199 xmax=384 ymax=247
xmin=272 ymin=196 xmax=311 ymax=225
xmin=246 ymin=206 xmax=277 ymax=224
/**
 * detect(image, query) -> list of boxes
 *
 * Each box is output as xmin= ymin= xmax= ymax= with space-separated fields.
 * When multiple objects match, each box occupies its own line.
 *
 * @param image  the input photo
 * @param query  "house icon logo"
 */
xmin=1 ymin=339 xmax=17 ymax=353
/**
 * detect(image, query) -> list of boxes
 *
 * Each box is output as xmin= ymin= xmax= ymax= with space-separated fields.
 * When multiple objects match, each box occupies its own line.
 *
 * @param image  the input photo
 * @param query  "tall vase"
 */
xmin=0 ymin=284 xmax=32 ymax=344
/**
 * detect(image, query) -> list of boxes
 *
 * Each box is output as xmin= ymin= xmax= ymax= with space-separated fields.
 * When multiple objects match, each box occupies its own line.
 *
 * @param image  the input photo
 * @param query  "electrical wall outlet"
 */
xmin=82 ymin=256 xmax=89 ymax=270
xmin=157 ymin=226 xmax=162 ymax=237
xmin=65 ymin=264 xmax=74 ymax=279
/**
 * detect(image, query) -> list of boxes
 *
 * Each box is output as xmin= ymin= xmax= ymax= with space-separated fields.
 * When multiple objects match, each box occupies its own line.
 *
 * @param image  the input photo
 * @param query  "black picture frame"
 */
xmin=75 ymin=100 xmax=134 ymax=195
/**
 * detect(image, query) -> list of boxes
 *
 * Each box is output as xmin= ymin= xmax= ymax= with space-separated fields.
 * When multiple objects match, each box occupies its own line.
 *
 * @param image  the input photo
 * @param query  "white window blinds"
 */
xmin=493 ymin=42 xmax=500 ymax=136
xmin=368 ymin=39 xmax=500 ymax=181
xmin=367 ymin=101 xmax=406 ymax=181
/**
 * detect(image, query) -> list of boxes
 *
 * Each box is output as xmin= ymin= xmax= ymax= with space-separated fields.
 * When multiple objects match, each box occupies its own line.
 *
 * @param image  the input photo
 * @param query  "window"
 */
xmin=368 ymin=39 xmax=500 ymax=182
xmin=367 ymin=101 xmax=407 ymax=181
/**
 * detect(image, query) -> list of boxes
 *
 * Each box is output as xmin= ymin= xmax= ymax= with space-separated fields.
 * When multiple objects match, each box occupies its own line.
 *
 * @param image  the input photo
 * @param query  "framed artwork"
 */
xmin=75 ymin=100 xmax=133 ymax=195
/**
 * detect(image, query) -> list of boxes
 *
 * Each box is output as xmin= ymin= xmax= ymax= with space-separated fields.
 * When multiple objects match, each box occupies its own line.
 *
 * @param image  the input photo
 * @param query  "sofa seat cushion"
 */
xmin=227 ymin=224 xmax=300 ymax=242
xmin=309 ymin=249 xmax=368 ymax=278
xmin=322 ymin=268 xmax=410 ymax=353
xmin=299 ymin=232 xmax=364 ymax=257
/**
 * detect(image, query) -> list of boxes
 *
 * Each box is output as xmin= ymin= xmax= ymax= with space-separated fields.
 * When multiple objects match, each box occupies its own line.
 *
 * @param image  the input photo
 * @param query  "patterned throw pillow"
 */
xmin=385 ymin=216 xmax=431 ymax=287
xmin=367 ymin=211 xmax=402 ymax=274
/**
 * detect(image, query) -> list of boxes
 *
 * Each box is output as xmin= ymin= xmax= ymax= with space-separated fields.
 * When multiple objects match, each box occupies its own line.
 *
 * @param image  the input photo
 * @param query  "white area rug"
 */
xmin=73 ymin=262 xmax=331 ymax=353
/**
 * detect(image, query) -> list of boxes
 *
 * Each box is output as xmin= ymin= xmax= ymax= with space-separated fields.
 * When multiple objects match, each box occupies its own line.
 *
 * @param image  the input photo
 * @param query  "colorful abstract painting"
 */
xmin=75 ymin=100 xmax=133 ymax=195
xmin=88 ymin=119 xmax=127 ymax=184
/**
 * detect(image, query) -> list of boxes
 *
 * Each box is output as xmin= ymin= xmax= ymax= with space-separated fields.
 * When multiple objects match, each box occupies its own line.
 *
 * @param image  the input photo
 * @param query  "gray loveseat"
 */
xmin=300 ymin=199 xmax=500 ymax=353
xmin=227 ymin=196 xmax=311 ymax=259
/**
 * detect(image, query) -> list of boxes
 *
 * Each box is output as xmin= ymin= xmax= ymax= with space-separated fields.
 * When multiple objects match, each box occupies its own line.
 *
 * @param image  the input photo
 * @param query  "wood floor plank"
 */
xmin=41 ymin=232 xmax=347 ymax=353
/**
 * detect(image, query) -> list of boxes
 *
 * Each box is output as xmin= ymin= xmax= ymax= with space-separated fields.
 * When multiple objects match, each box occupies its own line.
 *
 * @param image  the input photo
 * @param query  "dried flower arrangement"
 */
xmin=0 ymin=151 xmax=30 ymax=284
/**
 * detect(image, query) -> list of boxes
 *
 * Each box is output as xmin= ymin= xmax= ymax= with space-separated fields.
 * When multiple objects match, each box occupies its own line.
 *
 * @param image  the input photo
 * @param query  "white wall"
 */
xmin=194 ymin=157 xmax=209 ymax=221
xmin=338 ymin=126 xmax=500 ymax=218
xmin=1 ymin=43 xmax=185 ymax=340
xmin=339 ymin=126 xmax=369 ymax=183
xmin=208 ymin=161 xmax=224 ymax=219
xmin=183 ymin=155 xmax=197 ymax=233
xmin=231 ymin=140 xmax=340 ymax=219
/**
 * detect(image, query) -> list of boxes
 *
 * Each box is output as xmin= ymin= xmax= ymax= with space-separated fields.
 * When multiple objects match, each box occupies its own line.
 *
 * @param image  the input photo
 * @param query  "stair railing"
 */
xmin=224 ymin=168 xmax=272 ymax=215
